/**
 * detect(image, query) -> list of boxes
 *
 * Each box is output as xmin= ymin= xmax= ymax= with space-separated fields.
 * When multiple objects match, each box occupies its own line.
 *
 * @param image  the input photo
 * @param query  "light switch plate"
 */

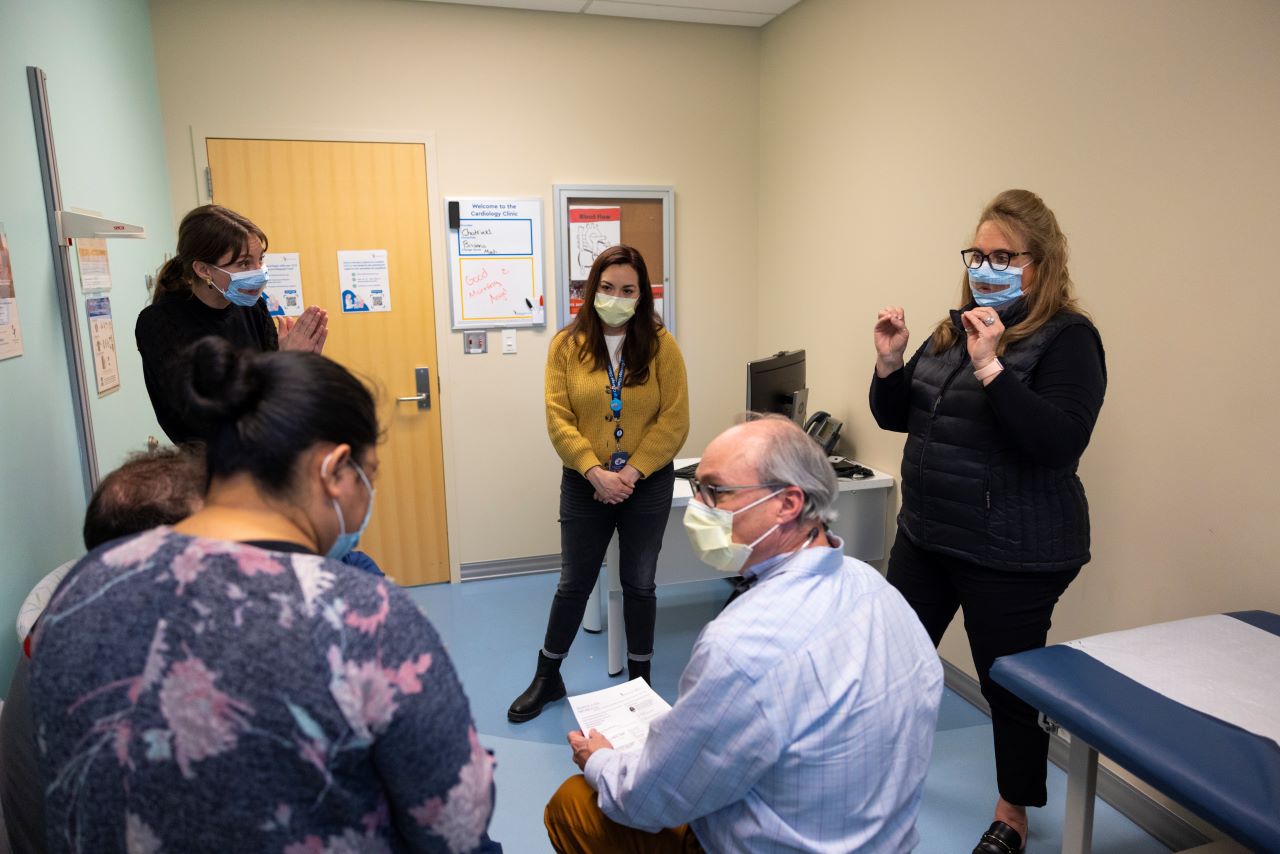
xmin=463 ymin=331 xmax=487 ymax=354
xmin=501 ymin=328 xmax=517 ymax=354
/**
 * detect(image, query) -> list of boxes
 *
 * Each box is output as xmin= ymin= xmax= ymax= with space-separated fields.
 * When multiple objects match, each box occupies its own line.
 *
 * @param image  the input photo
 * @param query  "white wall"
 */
xmin=149 ymin=0 xmax=762 ymax=568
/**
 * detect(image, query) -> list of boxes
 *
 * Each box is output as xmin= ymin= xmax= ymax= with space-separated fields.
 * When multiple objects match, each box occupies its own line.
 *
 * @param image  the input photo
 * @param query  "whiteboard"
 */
xmin=446 ymin=197 xmax=546 ymax=329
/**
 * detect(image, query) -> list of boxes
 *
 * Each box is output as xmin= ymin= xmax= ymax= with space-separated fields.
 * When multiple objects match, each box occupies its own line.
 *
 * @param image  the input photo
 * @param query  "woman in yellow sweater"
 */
xmin=508 ymin=245 xmax=690 ymax=723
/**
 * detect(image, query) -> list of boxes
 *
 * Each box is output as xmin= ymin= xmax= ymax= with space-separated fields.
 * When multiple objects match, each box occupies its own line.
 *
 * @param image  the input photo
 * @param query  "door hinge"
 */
xmin=205 ymin=166 xmax=214 ymax=199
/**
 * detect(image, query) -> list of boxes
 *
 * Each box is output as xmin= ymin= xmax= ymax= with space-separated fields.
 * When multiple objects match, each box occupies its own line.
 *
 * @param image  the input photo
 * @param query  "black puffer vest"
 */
xmin=898 ymin=304 xmax=1103 ymax=572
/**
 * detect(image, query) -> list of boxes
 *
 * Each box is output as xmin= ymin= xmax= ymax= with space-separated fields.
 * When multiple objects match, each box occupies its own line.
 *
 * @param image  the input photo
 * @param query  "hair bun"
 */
xmin=184 ymin=336 xmax=264 ymax=430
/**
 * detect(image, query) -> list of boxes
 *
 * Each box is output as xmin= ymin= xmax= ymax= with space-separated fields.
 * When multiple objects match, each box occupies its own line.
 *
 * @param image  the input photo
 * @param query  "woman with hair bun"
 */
xmin=136 ymin=204 xmax=328 ymax=443
xmin=30 ymin=337 xmax=501 ymax=853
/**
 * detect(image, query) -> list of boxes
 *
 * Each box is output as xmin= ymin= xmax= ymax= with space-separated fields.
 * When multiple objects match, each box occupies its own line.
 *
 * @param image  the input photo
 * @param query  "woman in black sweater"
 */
xmin=870 ymin=189 xmax=1106 ymax=854
xmin=136 ymin=205 xmax=327 ymax=442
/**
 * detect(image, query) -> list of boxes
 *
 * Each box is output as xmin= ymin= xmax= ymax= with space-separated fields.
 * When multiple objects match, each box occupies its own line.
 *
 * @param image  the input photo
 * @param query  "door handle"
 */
xmin=397 ymin=367 xmax=431 ymax=410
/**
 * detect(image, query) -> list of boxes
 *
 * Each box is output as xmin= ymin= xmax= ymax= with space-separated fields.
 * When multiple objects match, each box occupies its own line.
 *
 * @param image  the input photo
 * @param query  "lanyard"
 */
xmin=605 ymin=356 xmax=626 ymax=449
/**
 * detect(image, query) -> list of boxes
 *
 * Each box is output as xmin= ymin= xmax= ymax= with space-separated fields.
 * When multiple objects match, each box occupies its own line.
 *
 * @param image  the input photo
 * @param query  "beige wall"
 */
xmin=149 ymin=0 xmax=761 ymax=568
xmin=759 ymin=0 xmax=1280 ymax=662
xmin=758 ymin=0 xmax=1280 ymax=834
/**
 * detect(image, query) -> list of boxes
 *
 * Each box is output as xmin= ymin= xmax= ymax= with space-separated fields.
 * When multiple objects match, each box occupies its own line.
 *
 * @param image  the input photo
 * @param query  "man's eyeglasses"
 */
xmin=690 ymin=478 xmax=787 ymax=508
xmin=960 ymin=249 xmax=1033 ymax=271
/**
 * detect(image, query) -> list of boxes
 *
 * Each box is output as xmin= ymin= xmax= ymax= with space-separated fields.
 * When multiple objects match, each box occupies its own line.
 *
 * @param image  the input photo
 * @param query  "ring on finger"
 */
xmin=981 ymin=314 xmax=996 ymax=327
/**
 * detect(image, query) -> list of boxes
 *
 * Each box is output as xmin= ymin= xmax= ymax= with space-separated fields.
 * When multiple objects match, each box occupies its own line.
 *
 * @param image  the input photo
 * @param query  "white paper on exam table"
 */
xmin=567 ymin=678 xmax=673 ymax=753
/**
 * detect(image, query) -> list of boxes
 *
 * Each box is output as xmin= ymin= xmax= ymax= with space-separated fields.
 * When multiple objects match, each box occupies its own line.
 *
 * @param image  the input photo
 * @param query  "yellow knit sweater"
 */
xmin=545 ymin=327 xmax=689 ymax=477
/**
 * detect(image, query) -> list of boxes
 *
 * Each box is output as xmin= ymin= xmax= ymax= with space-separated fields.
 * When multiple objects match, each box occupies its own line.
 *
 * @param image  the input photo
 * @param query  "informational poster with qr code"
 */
xmin=336 ymin=249 xmax=391 ymax=314
xmin=86 ymin=296 xmax=120 ymax=395
xmin=262 ymin=252 xmax=304 ymax=317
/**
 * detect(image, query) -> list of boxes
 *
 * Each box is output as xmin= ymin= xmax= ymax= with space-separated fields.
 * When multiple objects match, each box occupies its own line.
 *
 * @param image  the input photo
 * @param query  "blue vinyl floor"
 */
xmin=408 ymin=573 xmax=1168 ymax=854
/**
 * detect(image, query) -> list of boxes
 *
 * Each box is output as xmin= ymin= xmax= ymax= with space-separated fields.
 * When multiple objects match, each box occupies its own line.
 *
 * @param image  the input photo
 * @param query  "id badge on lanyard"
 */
xmin=606 ymin=357 xmax=628 ymax=472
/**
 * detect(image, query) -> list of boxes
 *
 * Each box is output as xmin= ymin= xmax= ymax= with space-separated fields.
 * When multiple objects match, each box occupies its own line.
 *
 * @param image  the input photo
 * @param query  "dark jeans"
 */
xmin=543 ymin=464 xmax=675 ymax=660
xmin=887 ymin=531 xmax=1081 ymax=808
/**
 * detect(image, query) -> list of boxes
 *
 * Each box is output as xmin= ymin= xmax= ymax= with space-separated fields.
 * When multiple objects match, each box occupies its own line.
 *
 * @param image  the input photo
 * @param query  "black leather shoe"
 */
xmin=973 ymin=821 xmax=1025 ymax=854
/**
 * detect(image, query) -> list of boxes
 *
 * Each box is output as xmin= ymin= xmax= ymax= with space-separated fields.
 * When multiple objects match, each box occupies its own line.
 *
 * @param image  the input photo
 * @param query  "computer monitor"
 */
xmin=747 ymin=350 xmax=807 ymax=424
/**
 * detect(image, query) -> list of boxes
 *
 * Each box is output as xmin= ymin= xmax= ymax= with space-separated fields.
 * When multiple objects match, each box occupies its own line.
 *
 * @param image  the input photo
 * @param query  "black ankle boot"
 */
xmin=628 ymin=658 xmax=651 ymax=685
xmin=507 ymin=652 xmax=566 ymax=723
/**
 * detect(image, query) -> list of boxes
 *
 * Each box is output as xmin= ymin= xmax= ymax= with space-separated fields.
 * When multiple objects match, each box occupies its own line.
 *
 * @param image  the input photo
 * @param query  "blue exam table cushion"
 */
xmin=990 ymin=611 xmax=1280 ymax=852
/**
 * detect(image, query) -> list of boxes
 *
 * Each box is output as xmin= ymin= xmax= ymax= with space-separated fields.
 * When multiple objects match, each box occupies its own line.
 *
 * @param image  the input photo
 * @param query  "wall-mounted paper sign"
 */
xmin=569 ymin=205 xmax=621 ymax=284
xmin=337 ymin=249 xmax=391 ymax=313
xmin=0 ymin=224 xmax=24 ymax=360
xmin=76 ymin=238 xmax=113 ymax=292
xmin=263 ymin=252 xmax=304 ymax=317
xmin=86 ymin=296 xmax=120 ymax=396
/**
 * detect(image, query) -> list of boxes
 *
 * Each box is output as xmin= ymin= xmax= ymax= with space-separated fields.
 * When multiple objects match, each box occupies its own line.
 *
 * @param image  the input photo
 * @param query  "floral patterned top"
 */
xmin=29 ymin=528 xmax=502 ymax=853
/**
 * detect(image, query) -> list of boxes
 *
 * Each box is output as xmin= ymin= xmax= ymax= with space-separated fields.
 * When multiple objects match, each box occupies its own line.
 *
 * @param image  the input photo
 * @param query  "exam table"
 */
xmin=990 ymin=611 xmax=1280 ymax=853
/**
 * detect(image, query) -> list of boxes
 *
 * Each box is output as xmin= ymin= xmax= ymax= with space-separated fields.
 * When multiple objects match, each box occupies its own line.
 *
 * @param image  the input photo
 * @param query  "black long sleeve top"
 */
xmin=870 ymin=323 xmax=1106 ymax=468
xmin=135 ymin=290 xmax=278 ymax=443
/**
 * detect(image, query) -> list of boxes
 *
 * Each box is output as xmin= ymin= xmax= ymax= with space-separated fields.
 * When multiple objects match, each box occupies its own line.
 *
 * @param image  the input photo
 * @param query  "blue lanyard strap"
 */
xmin=605 ymin=357 xmax=626 ymax=399
xmin=605 ymin=357 xmax=625 ymax=437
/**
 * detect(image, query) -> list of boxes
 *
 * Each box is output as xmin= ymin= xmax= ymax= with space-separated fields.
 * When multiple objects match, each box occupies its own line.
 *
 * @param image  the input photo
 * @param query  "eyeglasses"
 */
xmin=690 ymin=478 xmax=787 ymax=509
xmin=960 ymin=249 xmax=1033 ymax=271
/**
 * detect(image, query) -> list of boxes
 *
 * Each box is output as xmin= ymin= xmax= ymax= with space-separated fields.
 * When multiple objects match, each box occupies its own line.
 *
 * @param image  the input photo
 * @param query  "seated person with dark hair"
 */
xmin=2 ymin=444 xmax=206 ymax=854
xmin=83 ymin=444 xmax=210 ymax=551
xmin=28 ymin=337 xmax=496 ymax=853
xmin=16 ymin=444 xmax=384 ymax=649
xmin=4 ymin=436 xmax=390 ymax=853
xmin=15 ymin=445 xmax=208 ymax=649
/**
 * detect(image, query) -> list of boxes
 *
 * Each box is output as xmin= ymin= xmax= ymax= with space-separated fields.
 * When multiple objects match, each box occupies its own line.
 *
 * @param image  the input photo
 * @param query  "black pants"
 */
xmin=887 ymin=531 xmax=1081 ymax=808
xmin=543 ymin=464 xmax=675 ymax=660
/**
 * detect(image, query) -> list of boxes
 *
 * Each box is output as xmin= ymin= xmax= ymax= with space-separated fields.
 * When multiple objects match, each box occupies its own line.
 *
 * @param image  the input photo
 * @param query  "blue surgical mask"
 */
xmin=967 ymin=261 xmax=1026 ymax=308
xmin=325 ymin=458 xmax=375 ymax=561
xmin=211 ymin=264 xmax=269 ymax=307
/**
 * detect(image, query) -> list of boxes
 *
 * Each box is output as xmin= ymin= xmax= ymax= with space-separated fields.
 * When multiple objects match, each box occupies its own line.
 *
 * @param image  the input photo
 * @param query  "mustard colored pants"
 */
xmin=544 ymin=775 xmax=704 ymax=854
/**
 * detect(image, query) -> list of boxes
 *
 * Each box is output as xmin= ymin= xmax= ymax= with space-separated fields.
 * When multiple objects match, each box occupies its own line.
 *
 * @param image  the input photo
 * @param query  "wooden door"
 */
xmin=207 ymin=138 xmax=449 ymax=585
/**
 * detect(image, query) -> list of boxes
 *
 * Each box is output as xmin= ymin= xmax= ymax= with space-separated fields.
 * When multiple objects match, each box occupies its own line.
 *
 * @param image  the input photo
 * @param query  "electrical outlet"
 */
xmin=501 ymin=328 xmax=517 ymax=354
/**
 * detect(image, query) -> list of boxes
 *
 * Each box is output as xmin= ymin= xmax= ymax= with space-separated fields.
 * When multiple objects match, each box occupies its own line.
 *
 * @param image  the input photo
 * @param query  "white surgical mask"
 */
xmin=682 ymin=489 xmax=784 ymax=574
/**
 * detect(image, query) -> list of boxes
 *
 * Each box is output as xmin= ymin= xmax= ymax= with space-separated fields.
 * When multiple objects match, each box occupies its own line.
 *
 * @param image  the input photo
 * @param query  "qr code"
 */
xmin=372 ymin=293 xmax=384 ymax=307
xmin=285 ymin=294 xmax=298 ymax=307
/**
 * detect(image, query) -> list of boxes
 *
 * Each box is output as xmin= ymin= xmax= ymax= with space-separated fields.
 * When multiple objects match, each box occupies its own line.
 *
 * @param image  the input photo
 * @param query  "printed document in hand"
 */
xmin=567 ymin=678 xmax=673 ymax=754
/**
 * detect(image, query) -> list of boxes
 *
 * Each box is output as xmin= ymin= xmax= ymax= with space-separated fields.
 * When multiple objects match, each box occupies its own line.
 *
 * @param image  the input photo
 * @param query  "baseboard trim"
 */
xmin=459 ymin=553 xmax=560 ymax=581
xmin=941 ymin=660 xmax=1212 ymax=850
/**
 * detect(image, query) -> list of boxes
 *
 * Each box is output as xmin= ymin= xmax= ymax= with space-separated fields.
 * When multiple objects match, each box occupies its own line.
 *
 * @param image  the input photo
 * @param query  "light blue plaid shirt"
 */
xmin=584 ymin=538 xmax=943 ymax=852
